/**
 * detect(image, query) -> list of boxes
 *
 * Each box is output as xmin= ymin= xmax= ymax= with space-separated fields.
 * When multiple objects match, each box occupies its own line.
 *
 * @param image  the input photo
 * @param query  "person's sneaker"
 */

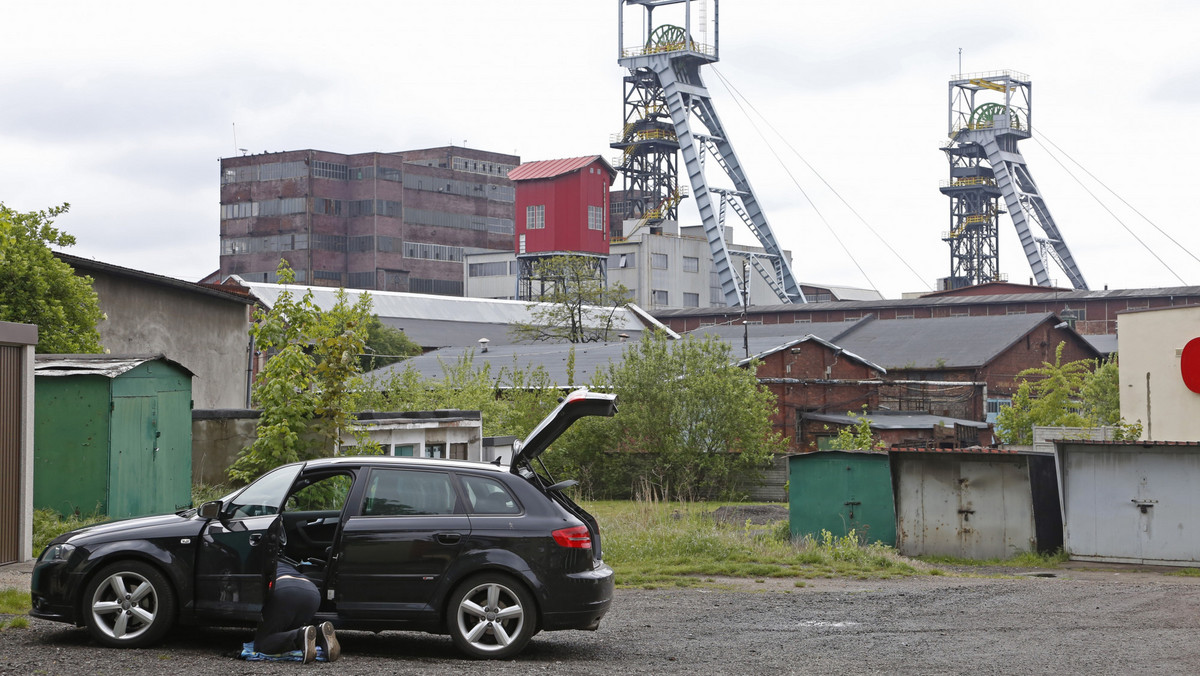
xmin=301 ymin=625 xmax=317 ymax=664
xmin=316 ymin=621 xmax=341 ymax=662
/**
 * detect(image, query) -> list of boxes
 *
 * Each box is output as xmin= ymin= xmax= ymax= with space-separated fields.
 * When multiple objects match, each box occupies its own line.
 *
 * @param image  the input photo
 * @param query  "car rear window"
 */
xmin=362 ymin=469 xmax=459 ymax=516
xmin=460 ymin=475 xmax=521 ymax=515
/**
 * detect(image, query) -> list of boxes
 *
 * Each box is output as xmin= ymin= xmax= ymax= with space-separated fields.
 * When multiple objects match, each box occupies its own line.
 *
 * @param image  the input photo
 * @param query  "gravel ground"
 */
xmin=3 ymin=563 xmax=1200 ymax=675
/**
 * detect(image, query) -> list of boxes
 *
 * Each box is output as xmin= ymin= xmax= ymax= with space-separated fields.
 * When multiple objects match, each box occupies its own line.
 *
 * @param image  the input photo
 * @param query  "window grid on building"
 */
xmin=404 ymin=241 xmax=464 ymax=262
xmin=312 ymin=161 xmax=349 ymax=180
xmin=651 ymin=253 xmax=668 ymax=270
xmin=652 ymin=289 xmax=669 ymax=305
xmin=526 ymin=205 xmax=545 ymax=230
xmin=683 ymin=256 xmax=700 ymax=272
xmin=588 ymin=205 xmax=604 ymax=231
xmin=683 ymin=292 xmax=700 ymax=307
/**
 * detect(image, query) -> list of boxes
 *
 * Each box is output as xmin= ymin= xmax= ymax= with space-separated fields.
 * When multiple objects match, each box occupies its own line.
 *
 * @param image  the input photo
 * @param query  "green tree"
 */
xmin=995 ymin=343 xmax=1141 ymax=444
xmin=565 ymin=332 xmax=784 ymax=501
xmin=229 ymin=263 xmax=377 ymax=483
xmin=1080 ymin=355 xmax=1121 ymax=425
xmin=508 ymin=255 xmax=632 ymax=343
xmin=827 ymin=406 xmax=881 ymax=451
xmin=359 ymin=315 xmax=422 ymax=372
xmin=0 ymin=202 xmax=104 ymax=353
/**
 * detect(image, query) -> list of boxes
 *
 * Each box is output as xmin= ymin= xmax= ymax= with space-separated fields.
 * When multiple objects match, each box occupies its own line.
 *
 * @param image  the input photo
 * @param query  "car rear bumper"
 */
xmin=540 ymin=561 xmax=614 ymax=631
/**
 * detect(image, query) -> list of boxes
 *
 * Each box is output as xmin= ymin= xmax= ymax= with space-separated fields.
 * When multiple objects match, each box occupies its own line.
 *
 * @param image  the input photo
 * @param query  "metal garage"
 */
xmin=1056 ymin=440 xmax=1200 ymax=566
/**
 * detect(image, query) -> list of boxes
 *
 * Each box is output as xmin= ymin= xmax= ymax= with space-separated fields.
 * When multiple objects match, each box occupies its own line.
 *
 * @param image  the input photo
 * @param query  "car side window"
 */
xmin=362 ymin=469 xmax=460 ymax=516
xmin=286 ymin=474 xmax=352 ymax=513
xmin=460 ymin=475 xmax=521 ymax=515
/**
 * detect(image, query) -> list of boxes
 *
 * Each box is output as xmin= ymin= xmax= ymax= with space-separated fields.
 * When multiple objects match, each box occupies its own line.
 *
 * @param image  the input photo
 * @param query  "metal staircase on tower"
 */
xmin=614 ymin=0 xmax=805 ymax=305
xmin=942 ymin=71 xmax=1088 ymax=290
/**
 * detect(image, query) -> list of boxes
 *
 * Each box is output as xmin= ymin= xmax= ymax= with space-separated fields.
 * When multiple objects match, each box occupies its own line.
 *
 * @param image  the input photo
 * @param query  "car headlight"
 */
xmin=40 ymin=543 xmax=76 ymax=563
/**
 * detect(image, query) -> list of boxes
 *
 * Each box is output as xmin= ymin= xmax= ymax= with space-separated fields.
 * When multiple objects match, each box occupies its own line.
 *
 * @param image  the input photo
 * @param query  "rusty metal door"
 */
xmin=895 ymin=454 xmax=1036 ymax=559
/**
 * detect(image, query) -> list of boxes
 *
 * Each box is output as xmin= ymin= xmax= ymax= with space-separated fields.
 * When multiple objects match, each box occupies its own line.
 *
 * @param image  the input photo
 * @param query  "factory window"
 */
xmin=588 ymin=205 xmax=604 ymax=230
xmin=312 ymin=161 xmax=349 ymax=180
xmin=683 ymin=256 xmax=700 ymax=272
xmin=469 ymin=261 xmax=511 ymax=277
xmin=683 ymin=292 xmax=700 ymax=307
xmin=651 ymin=290 xmax=669 ymax=305
xmin=526 ymin=205 xmax=545 ymax=230
xmin=405 ymin=242 xmax=464 ymax=262
xmin=651 ymin=253 xmax=668 ymax=269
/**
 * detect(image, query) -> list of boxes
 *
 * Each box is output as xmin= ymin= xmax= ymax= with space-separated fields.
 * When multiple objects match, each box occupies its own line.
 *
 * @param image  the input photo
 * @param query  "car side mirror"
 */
xmin=198 ymin=500 xmax=223 ymax=520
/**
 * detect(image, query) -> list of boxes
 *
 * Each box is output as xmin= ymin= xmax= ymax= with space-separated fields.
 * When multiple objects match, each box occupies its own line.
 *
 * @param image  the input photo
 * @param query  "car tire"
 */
xmin=82 ymin=560 xmax=176 ymax=648
xmin=447 ymin=573 xmax=537 ymax=659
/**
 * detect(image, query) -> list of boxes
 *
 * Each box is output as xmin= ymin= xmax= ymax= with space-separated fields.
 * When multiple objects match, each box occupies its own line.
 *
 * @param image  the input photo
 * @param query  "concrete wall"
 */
xmin=192 ymin=411 xmax=260 ymax=486
xmin=83 ymin=268 xmax=253 ymax=409
xmin=1118 ymin=305 xmax=1200 ymax=441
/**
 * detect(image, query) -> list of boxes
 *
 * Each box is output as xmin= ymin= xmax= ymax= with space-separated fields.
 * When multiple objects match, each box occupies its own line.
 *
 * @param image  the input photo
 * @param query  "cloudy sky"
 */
xmin=3 ymin=0 xmax=1198 ymax=299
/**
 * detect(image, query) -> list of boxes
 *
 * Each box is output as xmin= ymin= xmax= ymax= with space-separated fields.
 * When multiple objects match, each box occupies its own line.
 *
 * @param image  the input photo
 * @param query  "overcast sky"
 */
xmin=3 ymin=0 xmax=1198 ymax=299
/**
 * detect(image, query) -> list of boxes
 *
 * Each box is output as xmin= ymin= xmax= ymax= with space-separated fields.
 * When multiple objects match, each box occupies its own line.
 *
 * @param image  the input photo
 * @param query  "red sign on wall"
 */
xmin=1182 ymin=337 xmax=1200 ymax=393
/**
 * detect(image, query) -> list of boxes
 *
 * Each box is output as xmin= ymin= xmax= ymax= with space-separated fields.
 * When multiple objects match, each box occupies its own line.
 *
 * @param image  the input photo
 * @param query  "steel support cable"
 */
xmin=705 ymin=68 xmax=881 ymax=294
xmin=711 ymin=66 xmax=933 ymax=292
xmin=1031 ymin=134 xmax=1189 ymax=286
xmin=1035 ymin=130 xmax=1200 ymax=270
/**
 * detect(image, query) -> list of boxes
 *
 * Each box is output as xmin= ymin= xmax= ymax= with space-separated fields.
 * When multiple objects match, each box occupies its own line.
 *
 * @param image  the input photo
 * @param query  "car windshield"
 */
xmin=224 ymin=464 xmax=304 ymax=519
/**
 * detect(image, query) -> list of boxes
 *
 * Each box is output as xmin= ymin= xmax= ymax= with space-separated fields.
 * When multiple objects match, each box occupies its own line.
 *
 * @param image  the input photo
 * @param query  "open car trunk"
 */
xmin=511 ymin=388 xmax=617 ymax=559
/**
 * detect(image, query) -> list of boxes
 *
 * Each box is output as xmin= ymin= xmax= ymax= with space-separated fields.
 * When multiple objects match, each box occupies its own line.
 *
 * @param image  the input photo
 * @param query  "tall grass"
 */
xmin=584 ymin=500 xmax=920 ymax=588
xmin=32 ymin=508 xmax=108 ymax=555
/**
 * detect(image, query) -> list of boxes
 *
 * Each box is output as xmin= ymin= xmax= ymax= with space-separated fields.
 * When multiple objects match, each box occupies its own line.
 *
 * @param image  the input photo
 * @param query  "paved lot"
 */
xmin=3 ymin=563 xmax=1200 ymax=675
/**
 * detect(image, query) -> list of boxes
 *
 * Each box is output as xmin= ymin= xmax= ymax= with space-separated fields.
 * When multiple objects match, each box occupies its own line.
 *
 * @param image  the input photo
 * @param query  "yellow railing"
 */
xmin=622 ymin=41 xmax=715 ymax=58
xmin=939 ymin=177 xmax=997 ymax=188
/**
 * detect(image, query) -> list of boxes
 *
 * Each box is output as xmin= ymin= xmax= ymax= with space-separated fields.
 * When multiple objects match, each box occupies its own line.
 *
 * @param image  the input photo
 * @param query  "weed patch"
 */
xmin=0 ymin=589 xmax=30 ymax=614
xmin=584 ymin=500 xmax=921 ymax=588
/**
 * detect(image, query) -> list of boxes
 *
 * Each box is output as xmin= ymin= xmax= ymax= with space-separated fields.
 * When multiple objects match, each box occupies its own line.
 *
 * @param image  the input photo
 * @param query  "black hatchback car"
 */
xmin=31 ymin=389 xmax=616 ymax=659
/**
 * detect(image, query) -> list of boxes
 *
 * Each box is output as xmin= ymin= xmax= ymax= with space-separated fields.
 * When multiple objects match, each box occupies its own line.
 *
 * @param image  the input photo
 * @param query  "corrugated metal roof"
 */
xmin=802 ymin=411 xmax=990 ymax=430
xmin=366 ymin=340 xmax=631 ymax=388
xmin=889 ymin=447 xmax=1022 ymax=454
xmin=831 ymin=313 xmax=1088 ymax=369
xmin=34 ymin=354 xmax=193 ymax=378
xmin=687 ymin=313 xmax=1083 ymax=370
xmin=234 ymin=278 xmax=673 ymax=349
xmin=653 ymin=285 xmax=1200 ymax=318
xmin=1059 ymin=440 xmax=1200 ymax=447
xmin=507 ymin=156 xmax=614 ymax=181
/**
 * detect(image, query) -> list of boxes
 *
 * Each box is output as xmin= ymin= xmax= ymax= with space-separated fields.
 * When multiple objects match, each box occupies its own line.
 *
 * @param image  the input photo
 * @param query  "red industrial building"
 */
xmin=509 ymin=156 xmax=616 ymax=256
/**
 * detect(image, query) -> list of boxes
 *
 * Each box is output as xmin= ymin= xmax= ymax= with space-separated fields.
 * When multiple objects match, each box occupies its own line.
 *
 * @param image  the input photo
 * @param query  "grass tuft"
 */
xmin=1167 ymin=567 xmax=1200 ymax=577
xmin=0 ymin=589 xmax=30 ymax=614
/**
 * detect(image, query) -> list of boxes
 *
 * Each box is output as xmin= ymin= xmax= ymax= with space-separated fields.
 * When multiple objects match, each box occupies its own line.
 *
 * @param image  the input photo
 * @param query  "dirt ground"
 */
xmin=4 ymin=559 xmax=1200 ymax=675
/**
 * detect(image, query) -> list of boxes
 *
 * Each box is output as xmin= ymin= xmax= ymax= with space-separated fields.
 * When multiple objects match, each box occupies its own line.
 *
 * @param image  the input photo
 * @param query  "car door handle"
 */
xmin=436 ymin=532 xmax=462 ymax=545
xmin=249 ymin=533 xmax=263 ymax=546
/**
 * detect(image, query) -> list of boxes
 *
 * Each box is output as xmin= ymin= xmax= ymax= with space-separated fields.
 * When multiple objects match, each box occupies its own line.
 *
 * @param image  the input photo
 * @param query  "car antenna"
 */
xmin=492 ymin=456 xmax=503 ymax=466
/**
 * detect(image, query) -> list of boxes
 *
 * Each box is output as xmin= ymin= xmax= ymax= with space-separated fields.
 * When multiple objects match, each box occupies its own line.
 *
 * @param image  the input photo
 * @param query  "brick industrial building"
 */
xmin=219 ymin=146 xmax=519 ymax=295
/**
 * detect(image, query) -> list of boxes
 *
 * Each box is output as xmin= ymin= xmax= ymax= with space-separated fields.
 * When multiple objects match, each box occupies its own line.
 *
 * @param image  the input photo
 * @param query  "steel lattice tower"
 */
xmin=615 ymin=0 xmax=804 ymax=305
xmin=943 ymin=71 xmax=1088 ymax=290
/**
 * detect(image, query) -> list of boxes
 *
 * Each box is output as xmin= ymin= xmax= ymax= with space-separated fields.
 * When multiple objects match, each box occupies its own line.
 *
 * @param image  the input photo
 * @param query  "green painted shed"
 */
xmin=34 ymin=355 xmax=193 ymax=519
xmin=788 ymin=450 xmax=897 ymax=546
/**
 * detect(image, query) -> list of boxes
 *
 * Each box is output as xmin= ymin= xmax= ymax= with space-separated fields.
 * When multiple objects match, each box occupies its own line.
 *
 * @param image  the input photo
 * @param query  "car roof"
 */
xmin=301 ymin=455 xmax=509 ymax=474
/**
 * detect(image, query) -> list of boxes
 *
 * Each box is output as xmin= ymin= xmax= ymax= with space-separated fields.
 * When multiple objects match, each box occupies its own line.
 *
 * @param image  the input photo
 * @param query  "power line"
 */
xmin=1031 ymin=134 xmax=1188 ymax=286
xmin=711 ymin=66 xmax=933 ymax=293
xmin=705 ymin=68 xmax=880 ymax=294
xmin=1036 ymin=129 xmax=1200 ymax=272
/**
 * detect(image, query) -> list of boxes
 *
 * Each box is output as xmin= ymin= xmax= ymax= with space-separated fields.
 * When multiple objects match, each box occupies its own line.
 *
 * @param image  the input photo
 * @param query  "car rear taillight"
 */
xmin=552 ymin=525 xmax=592 ymax=549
